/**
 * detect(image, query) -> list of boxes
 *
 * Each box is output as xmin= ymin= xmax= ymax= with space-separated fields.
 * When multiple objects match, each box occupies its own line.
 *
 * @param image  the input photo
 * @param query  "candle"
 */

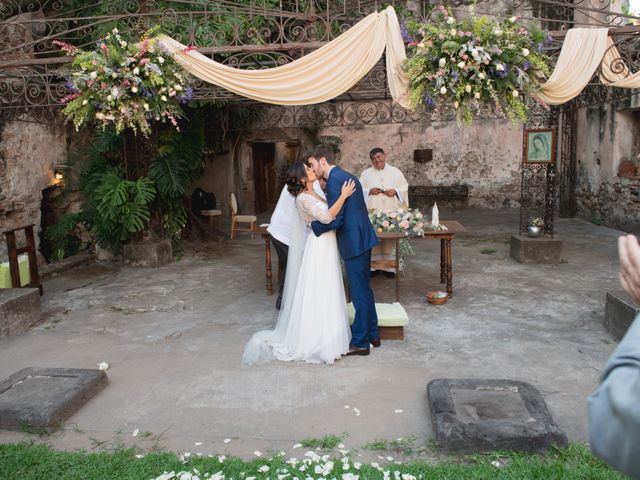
xmin=432 ymin=202 xmax=439 ymax=226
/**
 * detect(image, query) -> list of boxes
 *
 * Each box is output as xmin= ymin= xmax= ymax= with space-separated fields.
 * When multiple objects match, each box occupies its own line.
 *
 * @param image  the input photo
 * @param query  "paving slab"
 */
xmin=0 ymin=367 xmax=108 ymax=432
xmin=428 ymin=378 xmax=568 ymax=453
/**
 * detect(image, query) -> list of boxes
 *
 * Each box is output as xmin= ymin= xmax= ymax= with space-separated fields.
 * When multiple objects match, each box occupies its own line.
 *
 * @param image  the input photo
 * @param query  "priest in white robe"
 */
xmin=359 ymin=147 xmax=409 ymax=277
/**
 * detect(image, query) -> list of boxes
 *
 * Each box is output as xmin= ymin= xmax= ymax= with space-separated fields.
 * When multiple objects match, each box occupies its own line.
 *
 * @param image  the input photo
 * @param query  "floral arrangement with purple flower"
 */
xmin=55 ymin=27 xmax=193 ymax=136
xmin=403 ymin=5 xmax=552 ymax=125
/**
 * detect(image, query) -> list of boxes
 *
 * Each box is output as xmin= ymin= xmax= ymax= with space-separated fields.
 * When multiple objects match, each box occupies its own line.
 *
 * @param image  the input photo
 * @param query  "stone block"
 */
xmin=0 ymin=367 xmax=108 ymax=432
xmin=0 ymin=288 xmax=40 ymax=337
xmin=605 ymin=292 xmax=639 ymax=340
xmin=510 ymin=235 xmax=562 ymax=264
xmin=427 ymin=378 xmax=568 ymax=454
xmin=123 ymin=239 xmax=172 ymax=268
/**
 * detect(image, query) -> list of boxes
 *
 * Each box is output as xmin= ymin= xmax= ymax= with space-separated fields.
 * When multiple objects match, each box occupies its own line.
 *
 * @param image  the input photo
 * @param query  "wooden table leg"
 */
xmin=395 ymin=237 xmax=400 ymax=302
xmin=440 ymin=239 xmax=445 ymax=283
xmin=5 ymin=231 xmax=20 ymax=288
xmin=445 ymin=238 xmax=453 ymax=296
xmin=264 ymin=235 xmax=273 ymax=295
xmin=25 ymin=225 xmax=42 ymax=295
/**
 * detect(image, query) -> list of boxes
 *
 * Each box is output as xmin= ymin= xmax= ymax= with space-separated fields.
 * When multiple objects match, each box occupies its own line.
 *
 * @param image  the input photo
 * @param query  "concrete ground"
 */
xmin=0 ymin=210 xmax=622 ymax=460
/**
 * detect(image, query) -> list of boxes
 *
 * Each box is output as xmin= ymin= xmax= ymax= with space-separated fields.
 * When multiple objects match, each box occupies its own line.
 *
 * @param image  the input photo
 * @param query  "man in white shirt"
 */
xmin=267 ymin=177 xmax=325 ymax=309
xmin=359 ymin=147 xmax=409 ymax=277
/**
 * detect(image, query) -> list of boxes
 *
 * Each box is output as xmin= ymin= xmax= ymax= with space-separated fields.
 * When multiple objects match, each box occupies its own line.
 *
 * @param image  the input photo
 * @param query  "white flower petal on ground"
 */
xmin=371 ymin=463 xmax=380 ymax=469
xmin=223 ymin=438 xmax=231 ymax=444
xmin=387 ymin=456 xmax=394 ymax=462
xmin=218 ymin=456 xmax=226 ymax=463
xmin=293 ymin=443 xmax=302 ymax=449
xmin=338 ymin=443 xmax=345 ymax=449
xmin=491 ymin=460 xmax=501 ymax=468
xmin=344 ymin=405 xmax=350 ymax=409
xmin=132 ymin=428 xmax=139 ymax=437
xmin=135 ymin=454 xmax=144 ymax=458
xmin=353 ymin=407 xmax=361 ymax=416
xmin=98 ymin=362 xmax=109 ymax=371
xmin=353 ymin=463 xmax=362 ymax=470
xmin=195 ymin=442 xmax=202 ymax=446
xmin=210 ymin=471 xmax=224 ymax=480
xmin=253 ymin=451 xmax=263 ymax=458
xmin=258 ymin=466 xmax=270 ymax=473
xmin=339 ymin=449 xmax=349 ymax=456
xmin=246 ymin=477 xmax=256 ymax=480
xmin=154 ymin=473 xmax=176 ymax=480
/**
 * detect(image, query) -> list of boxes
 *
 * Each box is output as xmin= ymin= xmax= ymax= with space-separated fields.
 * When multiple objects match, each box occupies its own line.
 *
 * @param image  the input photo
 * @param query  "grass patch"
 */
xmin=300 ymin=434 xmax=344 ymax=450
xmin=480 ymin=248 xmax=497 ymax=255
xmin=0 ymin=442 xmax=626 ymax=480
xmin=363 ymin=440 xmax=387 ymax=450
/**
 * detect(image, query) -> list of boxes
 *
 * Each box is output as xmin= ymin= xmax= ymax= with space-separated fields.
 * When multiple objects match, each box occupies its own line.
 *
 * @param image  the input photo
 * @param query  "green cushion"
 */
xmin=347 ymin=302 xmax=409 ymax=327
xmin=0 ymin=254 xmax=31 ymax=288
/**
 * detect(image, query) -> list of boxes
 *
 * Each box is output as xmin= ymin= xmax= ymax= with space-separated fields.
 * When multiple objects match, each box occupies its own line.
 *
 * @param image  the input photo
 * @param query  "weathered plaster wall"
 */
xmin=322 ymin=120 xmax=523 ymax=209
xmin=575 ymin=106 xmax=640 ymax=232
xmin=0 ymin=120 xmax=68 ymax=262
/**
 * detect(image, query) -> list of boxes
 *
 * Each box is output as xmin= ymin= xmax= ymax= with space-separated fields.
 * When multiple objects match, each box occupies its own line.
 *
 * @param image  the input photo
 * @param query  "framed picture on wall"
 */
xmin=524 ymin=128 xmax=556 ymax=164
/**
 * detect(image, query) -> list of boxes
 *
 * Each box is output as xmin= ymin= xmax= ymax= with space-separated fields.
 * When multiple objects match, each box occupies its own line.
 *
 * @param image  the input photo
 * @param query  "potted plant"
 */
xmin=528 ymin=217 xmax=544 ymax=237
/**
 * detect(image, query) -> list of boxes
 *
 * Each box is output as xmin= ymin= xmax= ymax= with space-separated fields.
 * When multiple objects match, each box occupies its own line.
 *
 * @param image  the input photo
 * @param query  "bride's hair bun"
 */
xmin=286 ymin=162 xmax=308 ymax=197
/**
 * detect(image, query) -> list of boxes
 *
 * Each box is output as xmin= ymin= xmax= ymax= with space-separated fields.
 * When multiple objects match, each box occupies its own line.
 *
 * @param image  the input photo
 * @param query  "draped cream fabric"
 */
xmin=157 ymin=6 xmax=410 ymax=107
xmin=537 ymin=28 xmax=640 ymax=105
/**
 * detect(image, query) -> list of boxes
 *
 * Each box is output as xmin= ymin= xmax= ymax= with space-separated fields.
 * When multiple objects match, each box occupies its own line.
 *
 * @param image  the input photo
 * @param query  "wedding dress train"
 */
xmin=242 ymin=193 xmax=351 ymax=364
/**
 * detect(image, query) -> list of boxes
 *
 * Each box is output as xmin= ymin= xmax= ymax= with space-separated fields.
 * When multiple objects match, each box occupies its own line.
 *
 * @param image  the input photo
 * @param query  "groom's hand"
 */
xmin=384 ymin=189 xmax=397 ymax=197
xmin=369 ymin=188 xmax=383 ymax=196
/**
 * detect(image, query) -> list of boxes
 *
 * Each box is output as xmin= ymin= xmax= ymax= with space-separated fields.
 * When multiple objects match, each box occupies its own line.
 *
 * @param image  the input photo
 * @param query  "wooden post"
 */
xmin=24 ymin=225 xmax=42 ymax=295
xmin=5 ymin=231 xmax=20 ymax=288
xmin=445 ymin=238 xmax=453 ymax=296
xmin=440 ymin=239 xmax=445 ymax=284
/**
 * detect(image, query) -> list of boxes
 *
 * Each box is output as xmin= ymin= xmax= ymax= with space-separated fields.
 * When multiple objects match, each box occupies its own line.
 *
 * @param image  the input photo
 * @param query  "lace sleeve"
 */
xmin=297 ymin=194 xmax=333 ymax=224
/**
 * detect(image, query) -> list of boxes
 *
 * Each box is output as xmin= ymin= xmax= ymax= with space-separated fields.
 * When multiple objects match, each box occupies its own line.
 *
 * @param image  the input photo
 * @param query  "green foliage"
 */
xmin=44 ymin=212 xmax=85 ymax=262
xmin=93 ymin=171 xmax=156 ymax=251
xmin=300 ymin=434 xmax=345 ymax=450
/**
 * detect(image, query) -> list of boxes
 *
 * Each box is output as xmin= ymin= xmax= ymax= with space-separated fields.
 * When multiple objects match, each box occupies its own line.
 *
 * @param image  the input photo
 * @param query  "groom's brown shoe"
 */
xmin=345 ymin=346 xmax=370 ymax=356
xmin=370 ymin=338 xmax=381 ymax=348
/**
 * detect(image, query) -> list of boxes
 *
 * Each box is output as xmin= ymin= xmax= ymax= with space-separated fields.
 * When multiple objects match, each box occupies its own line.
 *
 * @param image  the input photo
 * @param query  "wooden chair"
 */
xmin=229 ymin=193 xmax=257 ymax=239
xmin=201 ymin=209 xmax=222 ymax=226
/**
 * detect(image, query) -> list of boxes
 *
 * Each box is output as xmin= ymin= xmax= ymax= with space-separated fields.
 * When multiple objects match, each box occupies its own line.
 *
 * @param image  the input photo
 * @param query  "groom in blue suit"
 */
xmin=309 ymin=145 xmax=380 ymax=356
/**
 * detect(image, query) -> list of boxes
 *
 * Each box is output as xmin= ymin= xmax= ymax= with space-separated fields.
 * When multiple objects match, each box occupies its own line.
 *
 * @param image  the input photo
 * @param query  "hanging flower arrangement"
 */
xmin=402 ymin=5 xmax=552 ymax=125
xmin=56 ymin=28 xmax=193 ymax=136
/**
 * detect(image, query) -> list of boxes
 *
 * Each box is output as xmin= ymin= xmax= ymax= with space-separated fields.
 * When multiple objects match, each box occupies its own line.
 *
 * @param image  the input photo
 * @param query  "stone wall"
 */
xmin=0 ymin=119 xmax=68 ymax=262
xmin=574 ymin=104 xmax=640 ymax=233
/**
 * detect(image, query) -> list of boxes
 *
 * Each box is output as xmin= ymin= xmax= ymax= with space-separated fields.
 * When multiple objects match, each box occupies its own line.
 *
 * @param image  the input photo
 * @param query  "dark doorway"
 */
xmin=252 ymin=142 xmax=276 ymax=214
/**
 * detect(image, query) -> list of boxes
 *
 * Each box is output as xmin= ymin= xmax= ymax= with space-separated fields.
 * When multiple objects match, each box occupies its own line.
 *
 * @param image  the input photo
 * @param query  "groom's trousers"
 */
xmin=345 ymin=249 xmax=379 ymax=348
xmin=271 ymin=235 xmax=288 ymax=309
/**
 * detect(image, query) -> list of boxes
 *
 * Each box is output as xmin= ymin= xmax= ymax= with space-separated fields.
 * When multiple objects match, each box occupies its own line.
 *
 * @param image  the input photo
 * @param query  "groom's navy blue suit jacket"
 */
xmin=311 ymin=167 xmax=378 ymax=260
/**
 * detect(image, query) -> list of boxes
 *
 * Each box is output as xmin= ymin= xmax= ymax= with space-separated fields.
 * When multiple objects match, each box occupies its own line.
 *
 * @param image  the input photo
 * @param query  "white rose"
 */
xmin=120 ymin=40 xmax=128 ymax=47
xmin=449 ymin=28 xmax=457 ymax=36
xmin=471 ymin=48 xmax=479 ymax=57
xmin=457 ymin=61 xmax=465 ymax=69
xmin=131 ymin=86 xmax=138 ymax=93
xmin=95 ymin=112 xmax=105 ymax=120
xmin=90 ymin=71 xmax=97 ymax=80
xmin=512 ymin=90 xmax=519 ymax=98
xmin=496 ymin=63 xmax=505 ymax=71
xmin=112 ymin=28 xmax=119 ymax=34
xmin=82 ymin=99 xmax=88 ymax=106
xmin=174 ymin=84 xmax=183 ymax=91
xmin=143 ymin=103 xmax=149 ymax=110
xmin=522 ymin=48 xmax=530 ymax=56
xmin=438 ymin=58 xmax=446 ymax=68
xmin=474 ymin=92 xmax=481 ymax=99
xmin=453 ymin=101 xmax=459 ymax=109
xmin=157 ymin=56 xmax=165 ymax=64
xmin=465 ymin=84 xmax=472 ymax=93
xmin=440 ymin=86 xmax=447 ymax=95
xmin=509 ymin=16 xmax=517 ymax=22
xmin=478 ymin=72 xmax=486 ymax=80
xmin=417 ymin=42 xmax=425 ymax=49
xmin=161 ymin=95 xmax=167 ymax=101
xmin=446 ymin=17 xmax=455 ymax=24
xmin=107 ymin=95 xmax=113 ymax=101
xmin=111 ymin=73 xmax=117 ymax=79
xmin=494 ymin=29 xmax=503 ymax=36
xmin=133 ymin=67 xmax=140 ymax=75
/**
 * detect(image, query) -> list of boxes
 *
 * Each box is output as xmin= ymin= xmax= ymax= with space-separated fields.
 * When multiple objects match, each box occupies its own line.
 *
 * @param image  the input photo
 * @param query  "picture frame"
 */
xmin=523 ymin=128 xmax=556 ymax=164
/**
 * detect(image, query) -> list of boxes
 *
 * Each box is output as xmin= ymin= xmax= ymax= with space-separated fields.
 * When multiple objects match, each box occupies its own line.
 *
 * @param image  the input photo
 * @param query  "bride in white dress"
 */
xmin=242 ymin=161 xmax=355 ymax=364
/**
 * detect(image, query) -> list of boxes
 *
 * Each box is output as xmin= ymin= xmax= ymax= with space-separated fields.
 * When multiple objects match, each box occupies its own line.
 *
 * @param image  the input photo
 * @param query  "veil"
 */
xmin=241 ymin=198 xmax=307 ymax=364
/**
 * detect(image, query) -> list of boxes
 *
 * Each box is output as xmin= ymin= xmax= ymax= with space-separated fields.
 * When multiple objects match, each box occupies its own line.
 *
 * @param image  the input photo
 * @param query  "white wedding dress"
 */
xmin=242 ymin=192 xmax=351 ymax=364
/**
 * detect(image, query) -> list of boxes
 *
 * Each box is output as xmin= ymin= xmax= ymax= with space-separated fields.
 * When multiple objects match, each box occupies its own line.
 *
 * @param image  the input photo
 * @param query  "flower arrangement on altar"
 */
xmin=55 ymin=28 xmax=192 ymax=136
xmin=369 ymin=207 xmax=426 ymax=236
xmin=402 ymin=4 xmax=552 ymax=125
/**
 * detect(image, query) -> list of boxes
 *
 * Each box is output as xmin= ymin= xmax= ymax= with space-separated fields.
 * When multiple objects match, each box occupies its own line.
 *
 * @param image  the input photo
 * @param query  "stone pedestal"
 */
xmin=427 ymin=378 xmax=567 ymax=454
xmin=0 ymin=368 xmax=108 ymax=432
xmin=0 ymin=288 xmax=40 ymax=337
xmin=605 ymin=292 xmax=639 ymax=340
xmin=123 ymin=240 xmax=172 ymax=268
xmin=510 ymin=235 xmax=562 ymax=264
